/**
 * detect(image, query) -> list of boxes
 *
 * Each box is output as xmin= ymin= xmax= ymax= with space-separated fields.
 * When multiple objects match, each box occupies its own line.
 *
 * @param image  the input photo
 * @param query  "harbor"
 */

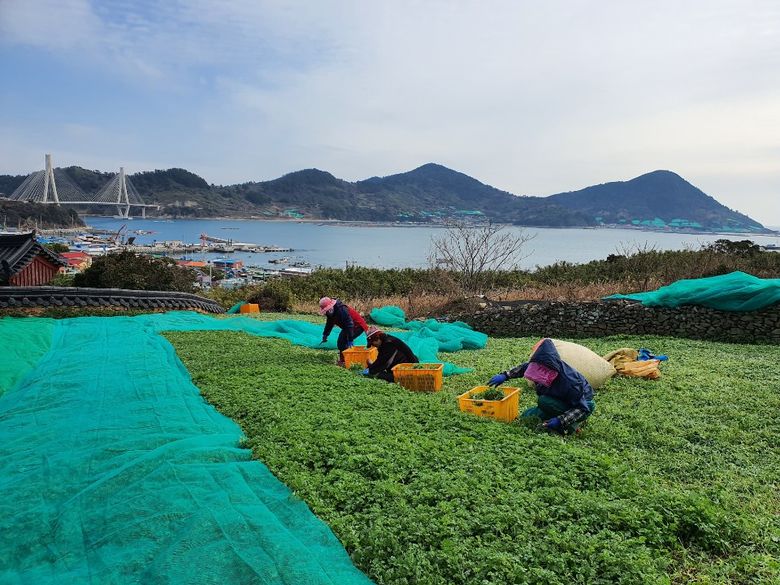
xmin=30 ymin=223 xmax=314 ymax=288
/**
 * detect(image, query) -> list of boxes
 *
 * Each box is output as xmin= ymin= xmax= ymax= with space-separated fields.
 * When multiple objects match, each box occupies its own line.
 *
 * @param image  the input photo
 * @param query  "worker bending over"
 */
xmin=320 ymin=296 xmax=369 ymax=367
xmin=487 ymin=338 xmax=595 ymax=434
xmin=363 ymin=326 xmax=419 ymax=382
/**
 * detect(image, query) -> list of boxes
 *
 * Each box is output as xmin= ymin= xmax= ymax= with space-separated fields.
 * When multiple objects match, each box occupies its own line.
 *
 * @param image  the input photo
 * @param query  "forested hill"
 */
xmin=351 ymin=164 xmax=591 ymax=226
xmin=0 ymin=200 xmax=85 ymax=229
xmin=546 ymin=170 xmax=766 ymax=232
xmin=0 ymin=164 xmax=770 ymax=232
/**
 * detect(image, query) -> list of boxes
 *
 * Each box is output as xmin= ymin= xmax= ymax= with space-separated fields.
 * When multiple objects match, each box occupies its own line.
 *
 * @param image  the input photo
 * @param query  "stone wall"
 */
xmin=450 ymin=300 xmax=780 ymax=344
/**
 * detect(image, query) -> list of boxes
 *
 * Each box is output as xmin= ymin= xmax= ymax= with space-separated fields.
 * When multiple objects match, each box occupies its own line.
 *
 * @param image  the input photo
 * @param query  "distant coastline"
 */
xmin=82 ymin=213 xmax=780 ymax=237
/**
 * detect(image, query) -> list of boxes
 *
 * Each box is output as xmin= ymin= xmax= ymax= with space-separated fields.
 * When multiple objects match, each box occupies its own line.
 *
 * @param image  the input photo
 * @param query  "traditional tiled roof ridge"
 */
xmin=0 ymin=231 xmax=67 ymax=281
xmin=0 ymin=286 xmax=225 ymax=313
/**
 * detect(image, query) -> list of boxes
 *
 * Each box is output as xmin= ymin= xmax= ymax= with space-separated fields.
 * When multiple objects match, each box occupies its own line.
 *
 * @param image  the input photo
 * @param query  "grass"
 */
xmin=166 ymin=325 xmax=780 ymax=585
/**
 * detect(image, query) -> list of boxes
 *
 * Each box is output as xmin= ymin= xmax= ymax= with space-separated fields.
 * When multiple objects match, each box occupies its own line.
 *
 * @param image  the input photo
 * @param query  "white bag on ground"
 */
xmin=528 ymin=338 xmax=615 ymax=389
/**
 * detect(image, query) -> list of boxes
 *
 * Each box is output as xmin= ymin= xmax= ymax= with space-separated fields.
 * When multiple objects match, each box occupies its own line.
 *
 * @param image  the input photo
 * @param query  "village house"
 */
xmin=0 ymin=232 xmax=68 ymax=286
xmin=59 ymin=251 xmax=93 ymax=273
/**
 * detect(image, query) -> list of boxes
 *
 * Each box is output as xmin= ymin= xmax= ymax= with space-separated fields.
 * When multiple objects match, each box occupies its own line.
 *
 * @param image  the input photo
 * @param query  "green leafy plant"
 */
xmin=470 ymin=387 xmax=504 ymax=401
xmin=167 ymin=325 xmax=780 ymax=584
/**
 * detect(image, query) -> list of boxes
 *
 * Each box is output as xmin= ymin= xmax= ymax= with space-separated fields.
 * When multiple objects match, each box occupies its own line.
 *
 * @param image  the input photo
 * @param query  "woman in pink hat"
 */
xmin=319 ymin=297 xmax=368 ymax=367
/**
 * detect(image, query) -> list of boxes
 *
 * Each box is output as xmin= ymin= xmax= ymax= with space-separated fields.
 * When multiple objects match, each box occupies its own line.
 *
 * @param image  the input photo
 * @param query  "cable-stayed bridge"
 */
xmin=8 ymin=154 xmax=160 ymax=219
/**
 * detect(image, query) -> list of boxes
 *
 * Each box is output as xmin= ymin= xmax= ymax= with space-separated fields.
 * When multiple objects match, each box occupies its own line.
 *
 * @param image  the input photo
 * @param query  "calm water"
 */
xmin=84 ymin=217 xmax=780 ymax=270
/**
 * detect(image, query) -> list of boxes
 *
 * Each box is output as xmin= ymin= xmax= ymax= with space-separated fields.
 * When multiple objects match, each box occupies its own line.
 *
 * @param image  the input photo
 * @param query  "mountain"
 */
xmin=216 ymin=163 xmax=591 ymax=225
xmin=545 ymin=170 xmax=766 ymax=232
xmin=0 ymin=164 xmax=770 ymax=232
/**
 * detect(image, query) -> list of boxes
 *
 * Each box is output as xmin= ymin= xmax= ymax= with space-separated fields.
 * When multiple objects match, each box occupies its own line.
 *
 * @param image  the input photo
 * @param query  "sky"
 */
xmin=1 ymin=0 xmax=779 ymax=225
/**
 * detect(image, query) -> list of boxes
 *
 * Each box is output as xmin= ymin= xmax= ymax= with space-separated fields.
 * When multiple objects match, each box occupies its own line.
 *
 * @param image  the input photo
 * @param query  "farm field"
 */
xmin=167 ymin=318 xmax=780 ymax=585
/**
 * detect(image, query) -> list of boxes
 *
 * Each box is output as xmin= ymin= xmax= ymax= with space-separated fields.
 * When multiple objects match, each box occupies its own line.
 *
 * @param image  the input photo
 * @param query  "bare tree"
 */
xmin=428 ymin=220 xmax=535 ymax=293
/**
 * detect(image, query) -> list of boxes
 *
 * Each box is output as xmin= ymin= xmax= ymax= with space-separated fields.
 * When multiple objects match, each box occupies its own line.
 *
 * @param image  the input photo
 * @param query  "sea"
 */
xmin=84 ymin=216 xmax=780 ymax=271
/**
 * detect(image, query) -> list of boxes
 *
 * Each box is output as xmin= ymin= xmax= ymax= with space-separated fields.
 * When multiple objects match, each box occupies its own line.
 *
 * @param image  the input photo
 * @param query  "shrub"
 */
xmin=73 ymin=251 xmax=196 ymax=292
xmin=202 ymin=285 xmax=259 ymax=310
xmin=247 ymin=279 xmax=293 ymax=312
xmin=49 ymin=273 xmax=75 ymax=287
xmin=44 ymin=243 xmax=70 ymax=254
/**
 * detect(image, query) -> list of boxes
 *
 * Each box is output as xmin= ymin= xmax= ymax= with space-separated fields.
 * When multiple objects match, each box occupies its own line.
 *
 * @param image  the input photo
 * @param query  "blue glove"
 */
xmin=346 ymin=340 xmax=354 ymax=349
xmin=488 ymin=373 xmax=508 ymax=387
xmin=361 ymin=368 xmax=369 ymax=376
xmin=544 ymin=417 xmax=562 ymax=432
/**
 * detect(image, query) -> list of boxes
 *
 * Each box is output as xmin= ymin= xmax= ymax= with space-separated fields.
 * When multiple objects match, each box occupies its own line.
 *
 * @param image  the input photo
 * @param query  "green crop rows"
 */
xmin=166 ymin=328 xmax=780 ymax=584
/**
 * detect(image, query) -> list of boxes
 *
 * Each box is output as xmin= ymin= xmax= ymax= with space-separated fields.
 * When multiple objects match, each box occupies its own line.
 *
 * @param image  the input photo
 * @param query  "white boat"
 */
xmin=280 ymin=266 xmax=312 ymax=276
xmin=82 ymin=245 xmax=120 ymax=256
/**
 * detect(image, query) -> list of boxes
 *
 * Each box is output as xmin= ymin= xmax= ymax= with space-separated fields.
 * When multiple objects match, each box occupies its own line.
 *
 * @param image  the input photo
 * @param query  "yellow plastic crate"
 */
xmin=458 ymin=386 xmax=520 ymax=423
xmin=342 ymin=346 xmax=379 ymax=369
xmin=391 ymin=363 xmax=444 ymax=392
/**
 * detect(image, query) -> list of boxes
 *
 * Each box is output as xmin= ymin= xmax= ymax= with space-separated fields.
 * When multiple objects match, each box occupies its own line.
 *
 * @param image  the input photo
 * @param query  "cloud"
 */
xmin=0 ymin=0 xmax=99 ymax=50
xmin=1 ymin=0 xmax=779 ymax=223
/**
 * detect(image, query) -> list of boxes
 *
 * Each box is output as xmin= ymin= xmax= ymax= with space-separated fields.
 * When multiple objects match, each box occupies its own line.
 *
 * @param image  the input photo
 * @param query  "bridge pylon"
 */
xmin=42 ymin=154 xmax=59 ymax=204
xmin=115 ymin=167 xmax=131 ymax=219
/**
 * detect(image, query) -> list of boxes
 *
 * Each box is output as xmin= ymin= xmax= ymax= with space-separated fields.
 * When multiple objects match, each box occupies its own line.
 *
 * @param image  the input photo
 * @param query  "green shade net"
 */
xmin=369 ymin=305 xmax=408 ymax=328
xmin=0 ymin=315 xmax=373 ymax=585
xmin=0 ymin=317 xmax=55 ymax=396
xmin=368 ymin=306 xmax=488 ymax=374
xmin=135 ymin=309 xmax=482 ymax=376
xmin=604 ymin=271 xmax=780 ymax=312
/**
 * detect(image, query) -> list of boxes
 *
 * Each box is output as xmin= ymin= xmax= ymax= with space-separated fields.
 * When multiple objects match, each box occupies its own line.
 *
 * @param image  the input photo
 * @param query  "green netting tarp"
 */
xmin=0 ymin=317 xmax=55 ymax=396
xmin=368 ymin=306 xmax=488 ymax=374
xmin=0 ymin=314 xmax=373 ymax=585
xmin=369 ymin=305 xmax=408 ymax=328
xmin=604 ymin=271 xmax=780 ymax=312
xmin=137 ymin=310 xmax=479 ymax=376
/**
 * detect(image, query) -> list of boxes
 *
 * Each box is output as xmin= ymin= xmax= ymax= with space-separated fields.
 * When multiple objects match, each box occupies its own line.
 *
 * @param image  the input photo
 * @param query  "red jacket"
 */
xmin=323 ymin=300 xmax=368 ymax=339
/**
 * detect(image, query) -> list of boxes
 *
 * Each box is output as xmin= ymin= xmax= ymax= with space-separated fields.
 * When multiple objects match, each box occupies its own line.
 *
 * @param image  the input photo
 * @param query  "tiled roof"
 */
xmin=0 ymin=286 xmax=225 ymax=313
xmin=0 ymin=232 xmax=68 ymax=282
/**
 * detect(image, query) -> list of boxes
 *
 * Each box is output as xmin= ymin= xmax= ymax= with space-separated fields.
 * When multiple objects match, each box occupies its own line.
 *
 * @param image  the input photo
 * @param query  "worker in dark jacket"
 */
xmin=487 ymin=338 xmax=595 ymax=434
xmin=320 ymin=296 xmax=369 ymax=367
xmin=363 ymin=326 xmax=419 ymax=382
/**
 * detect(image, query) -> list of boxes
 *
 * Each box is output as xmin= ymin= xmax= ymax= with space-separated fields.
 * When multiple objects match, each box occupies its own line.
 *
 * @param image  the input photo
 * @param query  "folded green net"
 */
xmin=604 ymin=271 xmax=780 ymax=311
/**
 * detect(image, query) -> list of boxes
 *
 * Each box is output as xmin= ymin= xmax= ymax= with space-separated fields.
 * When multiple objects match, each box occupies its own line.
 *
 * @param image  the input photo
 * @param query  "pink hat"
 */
xmin=366 ymin=326 xmax=382 ymax=340
xmin=319 ymin=296 xmax=337 ymax=315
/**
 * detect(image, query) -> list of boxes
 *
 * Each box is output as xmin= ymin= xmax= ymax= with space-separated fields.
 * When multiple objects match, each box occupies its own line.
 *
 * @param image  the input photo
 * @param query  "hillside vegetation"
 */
xmin=1 ymin=163 xmax=770 ymax=231
xmin=0 ymin=200 xmax=84 ymax=229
